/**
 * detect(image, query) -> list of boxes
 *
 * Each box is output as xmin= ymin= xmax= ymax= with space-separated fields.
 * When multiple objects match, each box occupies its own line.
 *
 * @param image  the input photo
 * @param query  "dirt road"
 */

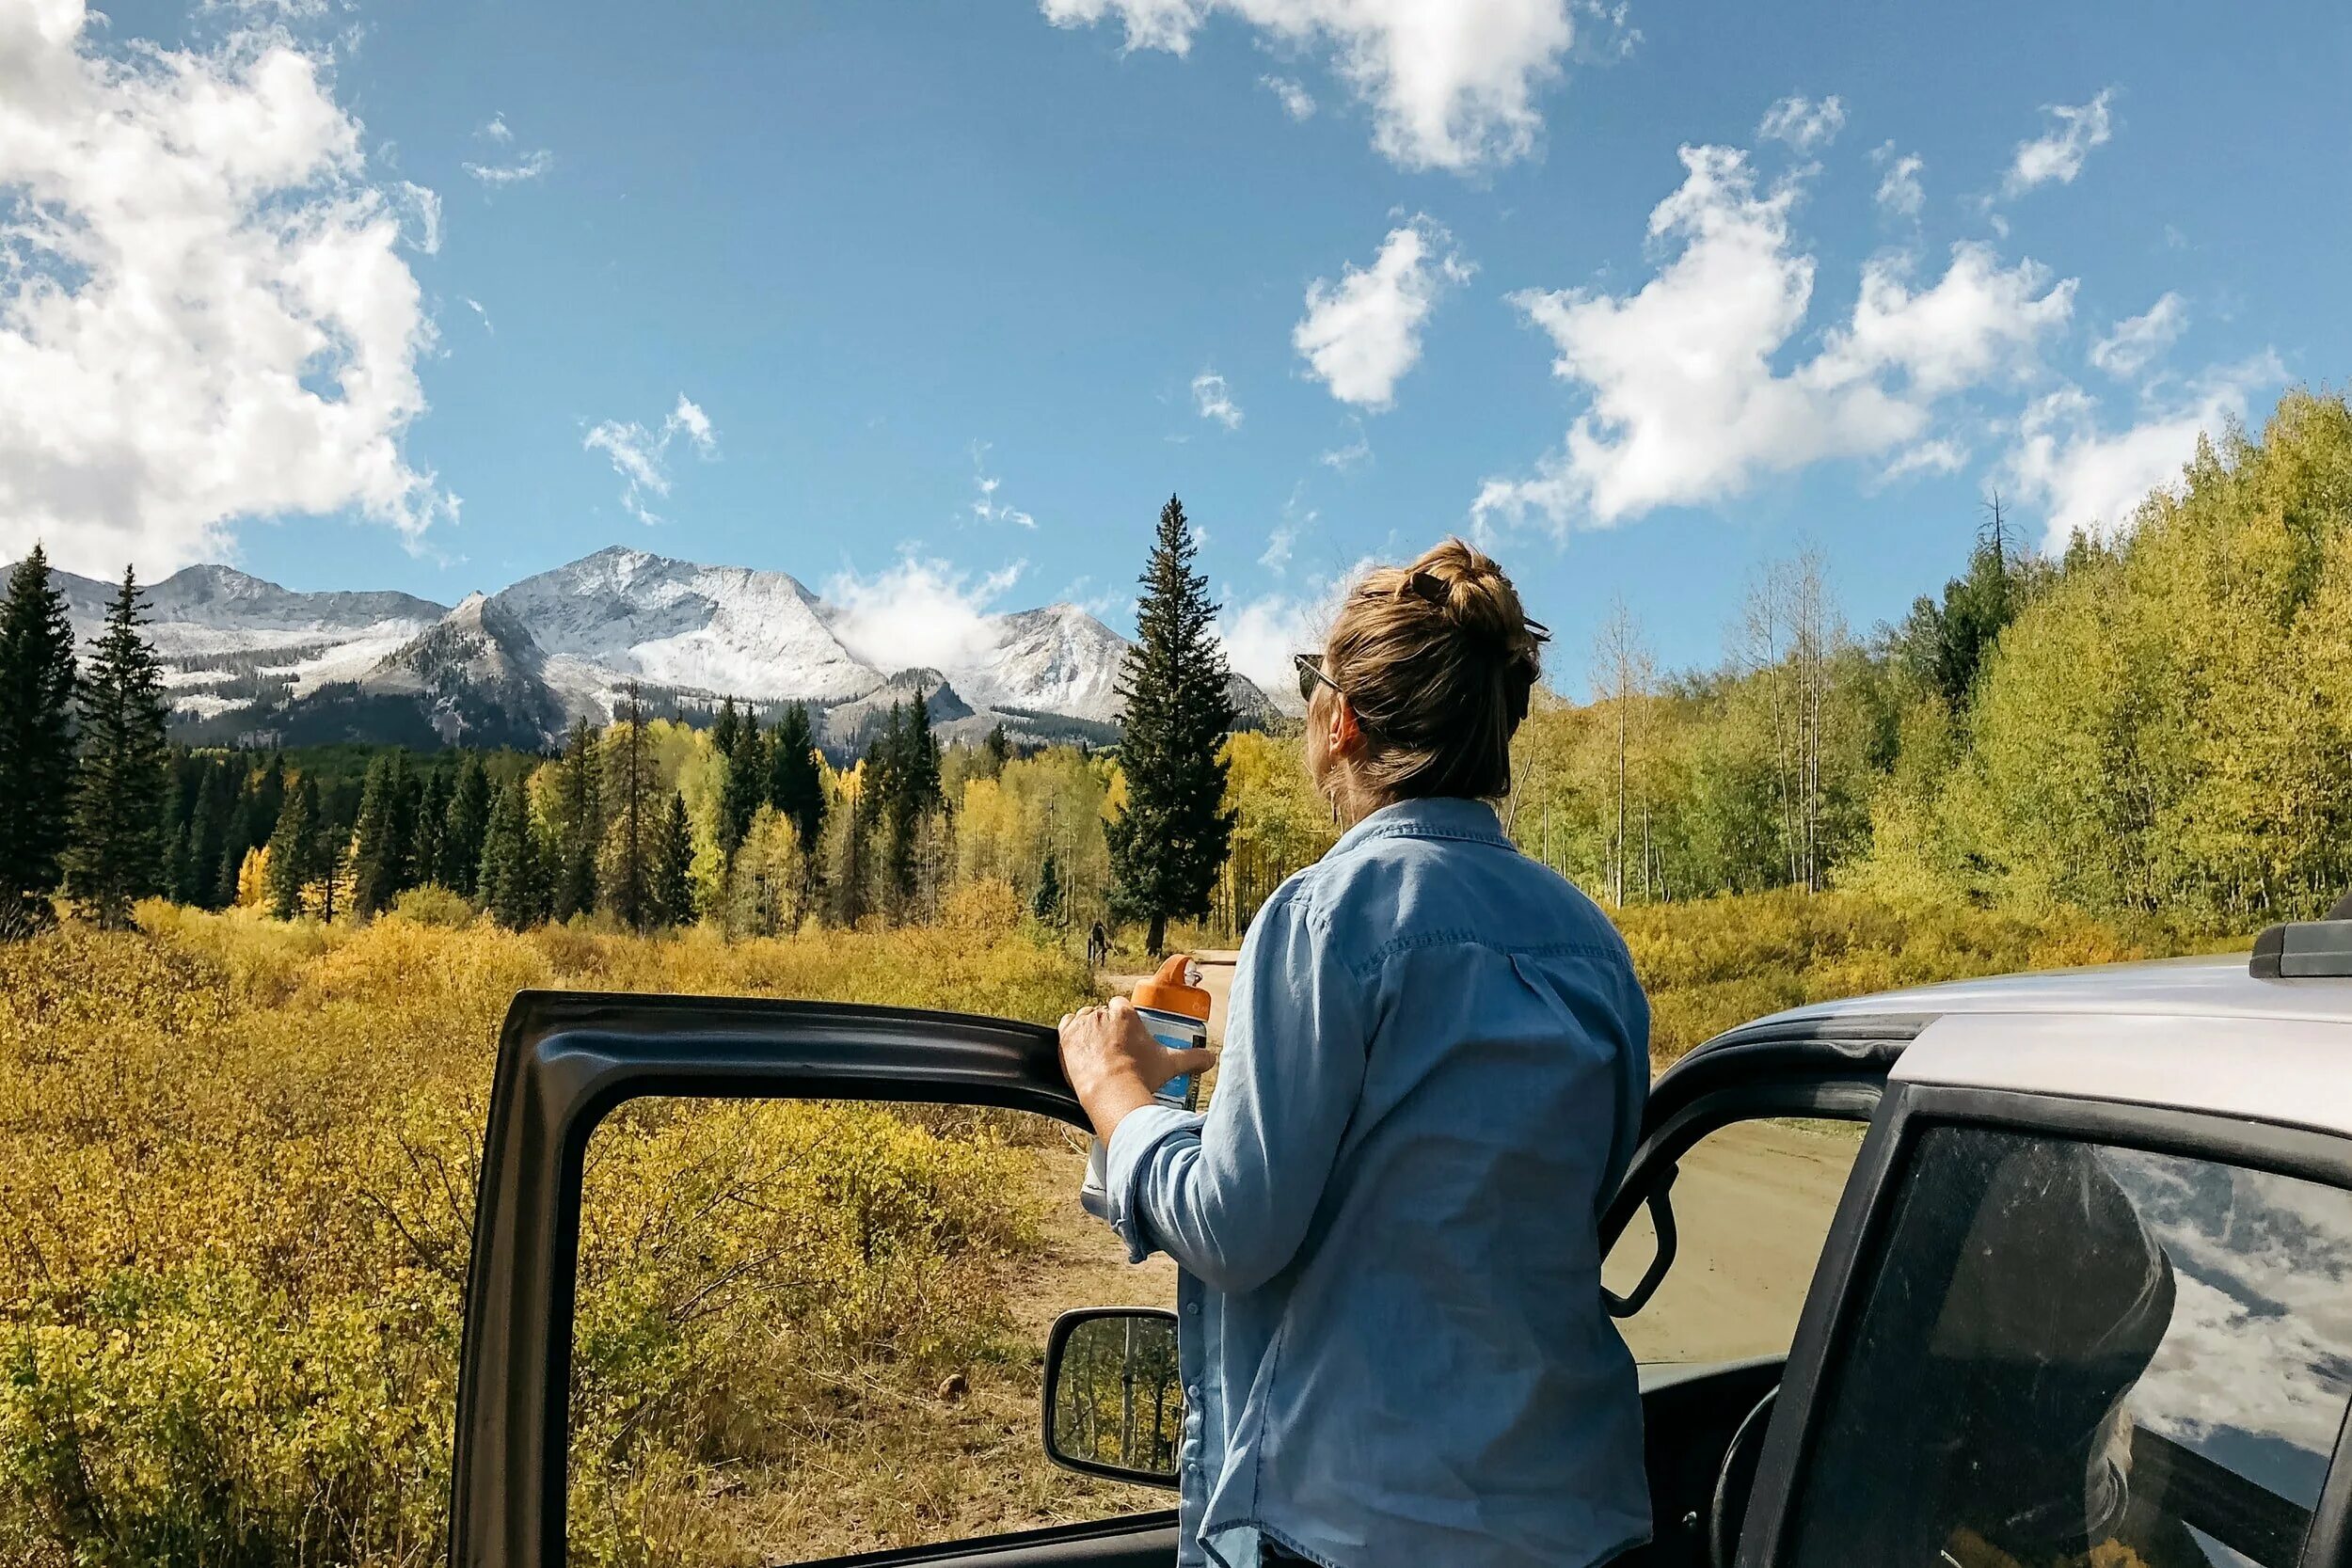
xmin=1058 ymin=953 xmax=1859 ymax=1363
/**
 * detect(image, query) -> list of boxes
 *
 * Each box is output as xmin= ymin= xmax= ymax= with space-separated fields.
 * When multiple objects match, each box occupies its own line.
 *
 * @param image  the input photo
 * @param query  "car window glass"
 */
xmin=567 ymin=1097 xmax=1170 ymax=1565
xmin=1604 ymin=1117 xmax=1865 ymax=1364
xmin=1786 ymin=1125 xmax=2352 ymax=1568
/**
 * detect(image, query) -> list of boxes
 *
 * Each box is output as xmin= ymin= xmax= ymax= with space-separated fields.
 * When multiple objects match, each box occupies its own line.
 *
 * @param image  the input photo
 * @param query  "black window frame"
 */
xmin=1736 ymin=1079 xmax=2352 ymax=1568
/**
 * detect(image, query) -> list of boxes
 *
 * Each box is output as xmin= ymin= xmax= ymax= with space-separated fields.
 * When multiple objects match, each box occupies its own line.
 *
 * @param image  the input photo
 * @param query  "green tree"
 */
xmin=1106 ymin=496 xmax=1236 ymax=954
xmin=767 ymin=701 xmax=827 ymax=897
xmin=1896 ymin=495 xmax=2038 ymax=718
xmin=1032 ymin=849 xmax=1064 ymax=926
xmin=413 ymin=767 xmax=453 ymax=888
xmin=979 ymin=721 xmax=1012 ymax=779
xmin=603 ymin=684 xmax=659 ymax=931
xmin=182 ymin=759 xmax=237 ymax=910
xmin=64 ymin=569 xmax=171 ymax=929
xmin=0 ymin=546 xmax=79 ymax=935
xmin=718 ymin=705 xmax=766 ymax=860
xmin=221 ymin=756 xmax=283 ymax=907
xmin=479 ymin=778 xmax=549 ymax=929
xmin=265 ymin=773 xmax=321 ymax=920
xmin=440 ymin=754 xmax=494 ymax=895
xmin=348 ymin=752 xmax=418 ymax=917
xmin=652 ymin=790 xmax=696 ymax=927
xmin=552 ymin=717 xmax=604 ymax=919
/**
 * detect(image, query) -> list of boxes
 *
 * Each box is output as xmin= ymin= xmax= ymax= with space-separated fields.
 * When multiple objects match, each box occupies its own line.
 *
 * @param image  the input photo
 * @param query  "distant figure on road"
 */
xmin=1058 ymin=538 xmax=1651 ymax=1568
xmin=1087 ymin=921 xmax=1108 ymax=969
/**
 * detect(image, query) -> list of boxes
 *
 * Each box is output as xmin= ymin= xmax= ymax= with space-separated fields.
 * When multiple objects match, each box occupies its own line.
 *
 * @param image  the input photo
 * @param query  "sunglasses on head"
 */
xmin=1294 ymin=651 xmax=1345 ymax=706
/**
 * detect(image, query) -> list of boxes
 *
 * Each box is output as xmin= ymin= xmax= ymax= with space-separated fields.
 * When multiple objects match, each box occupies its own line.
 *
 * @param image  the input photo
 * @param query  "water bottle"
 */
xmin=1079 ymin=953 xmax=1213 ymax=1219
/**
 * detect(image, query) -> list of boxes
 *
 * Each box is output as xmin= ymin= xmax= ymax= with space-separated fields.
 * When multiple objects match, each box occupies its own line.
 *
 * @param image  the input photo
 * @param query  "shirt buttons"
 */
xmin=1186 ymin=1384 xmax=1200 ymax=1400
xmin=1185 ymin=1301 xmax=1200 ymax=1317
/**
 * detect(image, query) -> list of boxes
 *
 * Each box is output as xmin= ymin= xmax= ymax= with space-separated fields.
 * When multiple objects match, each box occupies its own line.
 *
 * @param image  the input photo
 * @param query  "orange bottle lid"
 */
xmin=1133 ymin=953 xmax=1212 ymax=1021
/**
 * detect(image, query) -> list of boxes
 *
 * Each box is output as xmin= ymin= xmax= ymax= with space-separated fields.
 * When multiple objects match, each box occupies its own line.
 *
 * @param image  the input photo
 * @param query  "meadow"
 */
xmin=0 ymin=889 xmax=2239 ymax=1567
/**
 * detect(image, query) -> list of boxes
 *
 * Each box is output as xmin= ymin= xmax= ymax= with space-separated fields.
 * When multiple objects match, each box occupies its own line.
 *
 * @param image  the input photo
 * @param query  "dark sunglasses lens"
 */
xmin=1295 ymin=654 xmax=1319 ymax=704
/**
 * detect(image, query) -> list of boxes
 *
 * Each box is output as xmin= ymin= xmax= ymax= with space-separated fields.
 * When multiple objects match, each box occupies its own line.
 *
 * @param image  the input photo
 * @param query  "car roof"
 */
xmin=1720 ymin=953 xmax=2352 ymax=1141
xmin=1753 ymin=951 xmax=2352 ymax=1029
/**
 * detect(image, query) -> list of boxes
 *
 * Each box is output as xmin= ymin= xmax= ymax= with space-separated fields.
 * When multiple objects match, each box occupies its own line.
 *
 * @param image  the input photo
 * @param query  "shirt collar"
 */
xmin=1327 ymin=796 xmax=1511 ymax=859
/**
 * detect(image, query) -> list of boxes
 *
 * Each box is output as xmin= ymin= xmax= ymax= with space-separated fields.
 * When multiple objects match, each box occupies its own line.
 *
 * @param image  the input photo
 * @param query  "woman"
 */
xmin=1059 ymin=539 xmax=1653 ymax=1568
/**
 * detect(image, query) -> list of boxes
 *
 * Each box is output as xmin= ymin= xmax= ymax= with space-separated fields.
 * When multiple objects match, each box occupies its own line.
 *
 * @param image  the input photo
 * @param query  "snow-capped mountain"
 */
xmin=42 ymin=546 xmax=1273 ymax=751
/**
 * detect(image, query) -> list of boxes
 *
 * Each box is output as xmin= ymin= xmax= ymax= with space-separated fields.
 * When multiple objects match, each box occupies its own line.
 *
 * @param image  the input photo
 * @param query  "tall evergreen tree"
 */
xmin=552 ymin=717 xmax=604 ymax=919
xmin=711 ymin=696 xmax=743 ymax=760
xmin=184 ymin=760 xmax=236 ymax=910
xmin=1032 ymin=849 xmax=1064 ymax=926
xmin=265 ymin=773 xmax=321 ymax=920
xmin=221 ymin=756 xmax=285 ymax=908
xmin=413 ymin=768 xmax=453 ymax=889
xmin=652 ymin=790 xmax=696 ymax=928
xmin=1106 ymin=497 xmax=1237 ymax=954
xmin=64 ymin=569 xmax=172 ymax=929
xmin=718 ymin=707 xmax=766 ymax=859
xmin=0 ymin=547 xmax=78 ymax=935
xmin=766 ymin=701 xmax=828 ymax=863
xmin=606 ymin=682 xmax=657 ymax=931
xmin=978 ymin=721 xmax=1012 ymax=779
xmin=478 ymin=778 xmax=549 ymax=929
xmin=348 ymin=752 xmax=418 ymax=916
xmin=441 ymin=754 xmax=494 ymax=896
xmin=883 ymin=688 xmax=946 ymax=909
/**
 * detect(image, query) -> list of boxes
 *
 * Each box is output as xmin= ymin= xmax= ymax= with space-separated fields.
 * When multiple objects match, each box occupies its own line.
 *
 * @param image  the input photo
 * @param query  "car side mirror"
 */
xmin=1603 ymin=1174 xmax=1680 ymax=1319
xmin=1041 ymin=1307 xmax=1184 ymax=1488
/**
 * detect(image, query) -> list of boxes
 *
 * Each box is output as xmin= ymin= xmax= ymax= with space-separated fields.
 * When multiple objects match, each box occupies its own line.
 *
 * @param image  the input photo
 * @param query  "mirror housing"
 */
xmin=1041 ymin=1307 xmax=1184 ymax=1488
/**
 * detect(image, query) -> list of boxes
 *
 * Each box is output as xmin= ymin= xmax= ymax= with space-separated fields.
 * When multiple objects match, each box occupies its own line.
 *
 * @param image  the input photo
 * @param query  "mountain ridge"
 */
xmin=46 ymin=547 xmax=1274 ymax=752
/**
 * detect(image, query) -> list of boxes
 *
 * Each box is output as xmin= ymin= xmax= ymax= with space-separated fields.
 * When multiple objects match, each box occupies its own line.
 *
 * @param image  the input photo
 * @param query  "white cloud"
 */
xmin=1881 ymin=437 xmax=1969 ymax=483
xmin=463 ymin=296 xmax=492 ymax=332
xmin=1472 ymin=147 xmax=2073 ymax=531
xmin=0 ymin=1 xmax=453 ymax=578
xmin=1756 ymin=93 xmax=1844 ymax=152
xmin=2006 ymin=354 xmax=2279 ymax=550
xmin=582 ymin=394 xmax=717 ymax=525
xmin=823 ymin=554 xmax=1026 ymax=675
xmin=480 ymin=112 xmax=513 ymax=143
xmin=1872 ymin=143 xmax=1925 ymax=218
xmin=968 ymin=442 xmax=1038 ymax=529
xmin=395 ymin=181 xmax=442 ymax=254
xmin=1261 ymin=73 xmax=1316 ymax=119
xmin=1213 ymin=558 xmax=1372 ymax=712
xmin=1261 ymin=525 xmax=1296 ymax=573
xmin=1039 ymin=0 xmax=1583 ymax=173
xmin=1319 ymin=420 xmax=1373 ymax=471
xmin=2003 ymin=88 xmax=2115 ymax=196
xmin=464 ymin=148 xmax=552 ymax=188
xmin=2090 ymin=292 xmax=2187 ymax=380
xmin=1192 ymin=370 xmax=1244 ymax=429
xmin=1294 ymin=216 xmax=1470 ymax=411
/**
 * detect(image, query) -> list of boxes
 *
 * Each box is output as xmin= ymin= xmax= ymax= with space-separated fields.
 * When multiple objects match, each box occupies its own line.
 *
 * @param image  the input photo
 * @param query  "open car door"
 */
xmin=448 ymin=990 xmax=1180 ymax=1568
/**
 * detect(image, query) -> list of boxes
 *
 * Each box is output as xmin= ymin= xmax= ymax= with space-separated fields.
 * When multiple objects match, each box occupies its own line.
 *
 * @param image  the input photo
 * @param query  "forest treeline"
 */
xmin=6 ymin=389 xmax=2350 ymax=940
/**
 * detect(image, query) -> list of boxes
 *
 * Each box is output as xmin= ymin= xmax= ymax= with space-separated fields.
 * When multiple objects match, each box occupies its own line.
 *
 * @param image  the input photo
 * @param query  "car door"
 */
xmin=1598 ymin=1011 xmax=1919 ymax=1568
xmin=449 ymin=989 xmax=1179 ymax=1568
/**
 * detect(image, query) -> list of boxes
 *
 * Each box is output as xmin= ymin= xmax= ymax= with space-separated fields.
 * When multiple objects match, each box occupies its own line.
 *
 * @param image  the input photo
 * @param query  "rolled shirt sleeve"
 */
xmin=1099 ymin=888 xmax=1370 ymax=1294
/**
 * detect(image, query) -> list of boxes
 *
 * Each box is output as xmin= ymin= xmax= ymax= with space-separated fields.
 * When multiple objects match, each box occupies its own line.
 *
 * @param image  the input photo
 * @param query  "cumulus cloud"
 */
xmin=1192 ymin=370 xmax=1244 ymax=429
xmin=2006 ymin=354 xmax=2279 ymax=550
xmin=968 ymin=442 xmax=1038 ymax=529
xmin=0 ymin=1 xmax=453 ymax=578
xmin=1039 ymin=0 xmax=1584 ymax=173
xmin=1472 ymin=147 xmax=2073 ymax=531
xmin=1261 ymin=73 xmax=1317 ymax=119
xmin=1873 ymin=143 xmax=1925 ymax=218
xmin=1295 ymin=217 xmax=1470 ymax=410
xmin=1881 ymin=438 xmax=1969 ymax=483
xmin=2090 ymin=292 xmax=2188 ymax=380
xmin=1756 ymin=93 xmax=1845 ymax=152
xmin=583 ymin=394 xmax=717 ymax=525
xmin=823 ymin=554 xmax=1026 ymax=675
xmin=2003 ymin=88 xmax=2115 ymax=196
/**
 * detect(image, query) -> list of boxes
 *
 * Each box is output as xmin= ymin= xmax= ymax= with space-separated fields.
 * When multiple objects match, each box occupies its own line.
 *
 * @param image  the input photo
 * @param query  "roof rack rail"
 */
xmin=2250 ymin=917 xmax=2352 ymax=979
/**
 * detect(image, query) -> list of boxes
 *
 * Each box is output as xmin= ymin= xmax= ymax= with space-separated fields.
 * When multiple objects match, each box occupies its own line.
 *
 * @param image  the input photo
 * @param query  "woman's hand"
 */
xmin=1057 ymin=996 xmax=1216 ymax=1142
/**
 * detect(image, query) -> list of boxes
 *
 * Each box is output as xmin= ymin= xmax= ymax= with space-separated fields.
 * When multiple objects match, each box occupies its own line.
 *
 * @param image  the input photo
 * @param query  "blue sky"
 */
xmin=8 ymin=0 xmax=2349 ymax=693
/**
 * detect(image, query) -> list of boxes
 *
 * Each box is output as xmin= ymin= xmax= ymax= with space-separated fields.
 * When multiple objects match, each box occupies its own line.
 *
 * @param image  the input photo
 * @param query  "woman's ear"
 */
xmin=1328 ymin=696 xmax=1364 ymax=758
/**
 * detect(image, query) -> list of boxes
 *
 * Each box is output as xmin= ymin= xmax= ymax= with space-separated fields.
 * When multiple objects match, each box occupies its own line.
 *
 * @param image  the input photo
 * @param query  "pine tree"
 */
xmin=719 ymin=707 xmax=766 ymax=860
xmin=413 ymin=768 xmax=453 ymax=889
xmin=0 ymin=549 xmax=77 ymax=934
xmin=478 ymin=778 xmax=548 ymax=929
xmin=767 ymin=702 xmax=827 ymax=895
xmin=1033 ymin=849 xmax=1065 ymax=926
xmin=711 ymin=696 xmax=743 ymax=761
xmin=184 ymin=761 xmax=236 ymax=910
xmin=979 ymin=721 xmax=1012 ymax=780
xmin=552 ymin=717 xmax=604 ymax=919
xmin=652 ymin=790 xmax=696 ymax=927
xmin=884 ymin=688 xmax=946 ymax=911
xmin=605 ymin=682 xmax=657 ymax=931
xmin=64 ymin=568 xmax=172 ymax=929
xmin=266 ymin=773 xmax=321 ymax=920
xmin=441 ymin=754 xmax=493 ymax=895
xmin=349 ymin=752 xmax=418 ymax=916
xmin=1106 ymin=496 xmax=1237 ymax=954
xmin=220 ymin=756 xmax=284 ymax=908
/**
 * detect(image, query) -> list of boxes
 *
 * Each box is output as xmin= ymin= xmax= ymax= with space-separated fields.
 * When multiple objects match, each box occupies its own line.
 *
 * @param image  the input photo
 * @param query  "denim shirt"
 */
xmin=1100 ymin=798 xmax=1653 ymax=1568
